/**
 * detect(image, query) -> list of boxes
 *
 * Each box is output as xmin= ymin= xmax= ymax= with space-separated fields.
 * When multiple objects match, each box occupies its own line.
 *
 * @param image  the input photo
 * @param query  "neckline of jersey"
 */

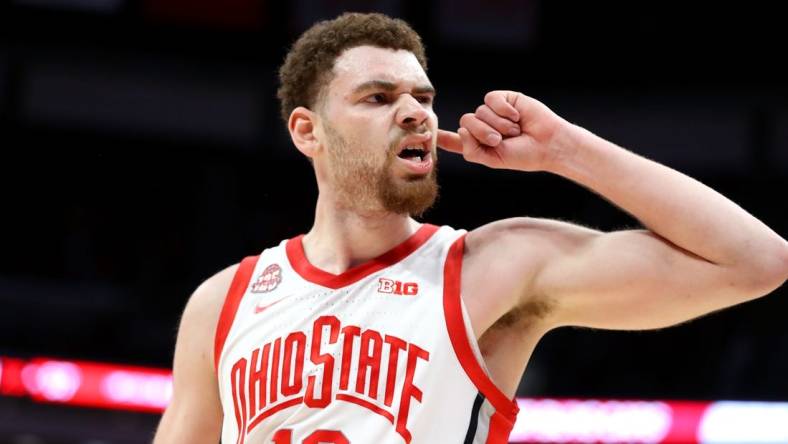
xmin=285 ymin=223 xmax=440 ymax=289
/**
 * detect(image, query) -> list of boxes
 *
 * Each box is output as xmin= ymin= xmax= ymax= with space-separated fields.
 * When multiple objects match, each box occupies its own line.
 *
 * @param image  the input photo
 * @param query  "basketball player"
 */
xmin=153 ymin=12 xmax=788 ymax=444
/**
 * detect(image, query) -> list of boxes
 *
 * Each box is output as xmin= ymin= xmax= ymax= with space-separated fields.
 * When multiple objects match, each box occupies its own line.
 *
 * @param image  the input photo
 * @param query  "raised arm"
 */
xmin=439 ymin=91 xmax=788 ymax=331
xmin=153 ymin=264 xmax=237 ymax=443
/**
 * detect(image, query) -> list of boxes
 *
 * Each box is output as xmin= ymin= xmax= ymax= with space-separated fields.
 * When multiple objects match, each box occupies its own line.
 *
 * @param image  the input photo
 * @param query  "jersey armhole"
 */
xmin=442 ymin=235 xmax=520 ymax=422
xmin=213 ymin=255 xmax=259 ymax=372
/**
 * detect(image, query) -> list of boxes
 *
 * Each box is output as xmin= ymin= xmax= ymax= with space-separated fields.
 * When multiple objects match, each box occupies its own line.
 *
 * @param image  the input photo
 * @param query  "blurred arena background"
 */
xmin=1 ymin=1 xmax=787 ymax=443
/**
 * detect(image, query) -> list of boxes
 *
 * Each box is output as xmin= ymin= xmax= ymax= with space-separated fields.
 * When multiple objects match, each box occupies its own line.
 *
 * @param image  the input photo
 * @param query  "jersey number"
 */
xmin=273 ymin=429 xmax=349 ymax=444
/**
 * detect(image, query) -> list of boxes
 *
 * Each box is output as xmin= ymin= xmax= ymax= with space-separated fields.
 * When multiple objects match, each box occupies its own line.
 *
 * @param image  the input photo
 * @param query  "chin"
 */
xmin=379 ymin=178 xmax=439 ymax=217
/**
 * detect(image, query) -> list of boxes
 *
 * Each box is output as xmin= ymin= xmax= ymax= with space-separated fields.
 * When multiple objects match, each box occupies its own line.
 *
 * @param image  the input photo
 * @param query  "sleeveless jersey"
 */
xmin=214 ymin=224 xmax=519 ymax=444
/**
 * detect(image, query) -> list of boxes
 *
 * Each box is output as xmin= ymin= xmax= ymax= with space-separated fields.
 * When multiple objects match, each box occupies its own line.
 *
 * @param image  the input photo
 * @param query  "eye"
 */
xmin=415 ymin=95 xmax=433 ymax=105
xmin=365 ymin=93 xmax=389 ymax=104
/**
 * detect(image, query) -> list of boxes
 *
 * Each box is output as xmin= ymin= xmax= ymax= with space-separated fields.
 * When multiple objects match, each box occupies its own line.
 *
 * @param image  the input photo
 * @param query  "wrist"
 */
xmin=541 ymin=121 xmax=588 ymax=175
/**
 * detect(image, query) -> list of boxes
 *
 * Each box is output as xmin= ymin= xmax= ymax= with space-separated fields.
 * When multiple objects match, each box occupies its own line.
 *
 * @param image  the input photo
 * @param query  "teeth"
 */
xmin=398 ymin=142 xmax=428 ymax=162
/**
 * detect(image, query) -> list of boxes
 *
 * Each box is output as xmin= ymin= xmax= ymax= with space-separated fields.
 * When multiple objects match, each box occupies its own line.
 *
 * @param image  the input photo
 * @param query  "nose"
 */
xmin=396 ymin=95 xmax=429 ymax=130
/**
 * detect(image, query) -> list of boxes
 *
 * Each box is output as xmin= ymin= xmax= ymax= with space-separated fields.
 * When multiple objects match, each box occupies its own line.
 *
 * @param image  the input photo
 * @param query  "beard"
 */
xmin=324 ymin=122 xmax=439 ymax=217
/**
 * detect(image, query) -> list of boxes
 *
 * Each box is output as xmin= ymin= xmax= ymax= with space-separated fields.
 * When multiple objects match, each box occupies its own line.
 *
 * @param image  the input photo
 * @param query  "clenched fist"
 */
xmin=437 ymin=91 xmax=571 ymax=172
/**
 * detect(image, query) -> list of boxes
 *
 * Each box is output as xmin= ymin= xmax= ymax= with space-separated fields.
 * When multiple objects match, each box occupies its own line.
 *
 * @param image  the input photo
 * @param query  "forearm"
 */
xmin=547 ymin=123 xmax=788 ymax=276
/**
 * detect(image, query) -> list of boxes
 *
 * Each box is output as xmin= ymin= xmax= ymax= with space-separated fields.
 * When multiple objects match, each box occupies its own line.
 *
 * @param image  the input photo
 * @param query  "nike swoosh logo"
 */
xmin=254 ymin=296 xmax=287 ymax=314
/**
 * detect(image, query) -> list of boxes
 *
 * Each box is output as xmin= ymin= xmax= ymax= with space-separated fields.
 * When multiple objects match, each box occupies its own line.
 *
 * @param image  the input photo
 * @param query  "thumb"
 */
xmin=437 ymin=129 xmax=463 ymax=153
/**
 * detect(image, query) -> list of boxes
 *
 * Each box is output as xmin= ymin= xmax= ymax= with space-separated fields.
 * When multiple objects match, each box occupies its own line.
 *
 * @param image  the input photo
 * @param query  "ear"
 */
xmin=288 ymin=106 xmax=321 ymax=159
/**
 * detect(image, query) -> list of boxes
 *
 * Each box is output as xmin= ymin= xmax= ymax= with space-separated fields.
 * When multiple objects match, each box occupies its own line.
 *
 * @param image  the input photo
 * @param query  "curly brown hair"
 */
xmin=276 ymin=12 xmax=428 ymax=125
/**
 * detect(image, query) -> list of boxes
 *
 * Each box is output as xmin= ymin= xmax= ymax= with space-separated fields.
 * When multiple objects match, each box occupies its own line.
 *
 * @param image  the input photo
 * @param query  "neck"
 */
xmin=302 ymin=192 xmax=421 ymax=275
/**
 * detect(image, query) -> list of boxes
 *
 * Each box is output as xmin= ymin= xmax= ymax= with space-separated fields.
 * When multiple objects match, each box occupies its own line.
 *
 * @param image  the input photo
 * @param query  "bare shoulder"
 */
xmin=153 ymin=262 xmax=240 ymax=444
xmin=466 ymin=216 xmax=600 ymax=254
xmin=184 ymin=263 xmax=240 ymax=329
xmin=461 ymin=217 xmax=602 ymax=335
xmin=464 ymin=216 xmax=602 ymax=282
xmin=179 ymin=262 xmax=242 ymax=369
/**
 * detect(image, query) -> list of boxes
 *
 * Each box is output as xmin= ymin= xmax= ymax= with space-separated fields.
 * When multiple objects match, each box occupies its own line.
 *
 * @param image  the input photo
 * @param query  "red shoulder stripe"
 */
xmin=443 ymin=235 xmax=520 ymax=422
xmin=214 ymin=255 xmax=259 ymax=372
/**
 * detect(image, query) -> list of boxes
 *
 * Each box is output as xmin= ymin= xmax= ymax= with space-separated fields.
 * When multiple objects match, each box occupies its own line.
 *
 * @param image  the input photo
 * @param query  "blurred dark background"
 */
xmin=1 ymin=0 xmax=786 ymax=442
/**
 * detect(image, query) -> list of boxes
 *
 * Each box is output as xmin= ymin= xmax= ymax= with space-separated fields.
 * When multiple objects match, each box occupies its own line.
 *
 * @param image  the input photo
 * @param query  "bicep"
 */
xmin=154 ymin=268 xmax=236 ymax=443
xmin=536 ymin=228 xmax=754 ymax=330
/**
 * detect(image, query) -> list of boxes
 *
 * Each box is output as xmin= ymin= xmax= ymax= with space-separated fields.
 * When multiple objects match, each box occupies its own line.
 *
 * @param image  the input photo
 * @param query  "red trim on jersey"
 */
xmin=486 ymin=410 xmax=516 ymax=444
xmin=336 ymin=393 xmax=395 ymax=424
xmin=214 ymin=255 xmax=260 ymax=372
xmin=286 ymin=224 xmax=439 ymax=289
xmin=443 ymin=235 xmax=520 ymax=424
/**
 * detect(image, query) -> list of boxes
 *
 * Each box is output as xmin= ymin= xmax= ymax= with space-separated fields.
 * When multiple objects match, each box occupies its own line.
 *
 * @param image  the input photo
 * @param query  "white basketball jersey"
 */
xmin=214 ymin=224 xmax=519 ymax=444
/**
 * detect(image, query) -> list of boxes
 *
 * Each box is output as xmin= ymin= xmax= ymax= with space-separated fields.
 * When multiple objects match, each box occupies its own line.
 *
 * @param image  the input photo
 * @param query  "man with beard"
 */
xmin=154 ymin=12 xmax=788 ymax=444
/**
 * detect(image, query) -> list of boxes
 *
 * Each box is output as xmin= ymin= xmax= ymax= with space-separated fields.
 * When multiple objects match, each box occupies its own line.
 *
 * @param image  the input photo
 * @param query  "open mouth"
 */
xmin=397 ymin=145 xmax=428 ymax=162
xmin=394 ymin=133 xmax=433 ymax=174
xmin=395 ymin=144 xmax=433 ymax=175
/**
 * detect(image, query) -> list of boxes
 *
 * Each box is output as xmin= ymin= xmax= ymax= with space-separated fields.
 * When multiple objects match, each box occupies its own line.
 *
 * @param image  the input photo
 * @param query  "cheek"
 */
xmin=341 ymin=130 xmax=389 ymax=165
xmin=347 ymin=119 xmax=394 ymax=151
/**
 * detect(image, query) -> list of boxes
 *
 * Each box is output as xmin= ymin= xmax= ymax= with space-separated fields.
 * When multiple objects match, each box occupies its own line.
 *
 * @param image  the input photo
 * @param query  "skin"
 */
xmin=154 ymin=45 xmax=788 ymax=442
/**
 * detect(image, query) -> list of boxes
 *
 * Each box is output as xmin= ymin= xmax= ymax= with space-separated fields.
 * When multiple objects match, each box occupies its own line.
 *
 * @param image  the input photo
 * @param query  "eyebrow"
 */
xmin=351 ymin=80 xmax=436 ymax=96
